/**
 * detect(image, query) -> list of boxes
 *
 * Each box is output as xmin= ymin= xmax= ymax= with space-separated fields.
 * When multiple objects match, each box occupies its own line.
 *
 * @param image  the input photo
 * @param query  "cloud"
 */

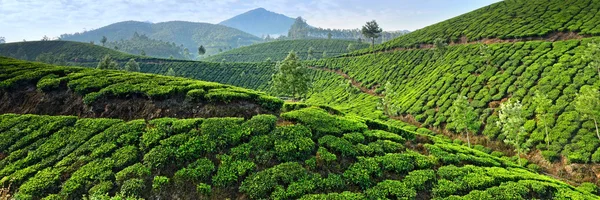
xmin=0 ymin=0 xmax=501 ymax=42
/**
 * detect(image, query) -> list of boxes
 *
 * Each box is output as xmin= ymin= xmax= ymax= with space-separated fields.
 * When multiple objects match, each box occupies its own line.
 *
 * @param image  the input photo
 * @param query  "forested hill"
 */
xmin=59 ymin=21 xmax=263 ymax=56
xmin=219 ymin=8 xmax=295 ymax=37
xmin=205 ymin=39 xmax=370 ymax=62
xmin=106 ymin=32 xmax=188 ymax=59
xmin=0 ymin=41 xmax=138 ymax=64
xmin=355 ymin=0 xmax=600 ymax=54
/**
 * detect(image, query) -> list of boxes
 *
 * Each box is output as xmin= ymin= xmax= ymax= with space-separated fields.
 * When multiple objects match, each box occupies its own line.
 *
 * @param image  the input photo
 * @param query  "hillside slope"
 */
xmin=59 ymin=21 xmax=263 ymax=55
xmin=205 ymin=39 xmax=369 ymax=62
xmin=0 ymin=106 xmax=596 ymax=199
xmin=219 ymin=8 xmax=295 ymax=37
xmin=354 ymin=0 xmax=600 ymax=54
xmin=0 ymin=41 xmax=137 ymax=63
xmin=0 ymin=57 xmax=282 ymax=120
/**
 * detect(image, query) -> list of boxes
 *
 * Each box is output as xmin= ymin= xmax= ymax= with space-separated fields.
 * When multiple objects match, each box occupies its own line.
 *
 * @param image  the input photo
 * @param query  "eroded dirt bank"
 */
xmin=0 ymin=84 xmax=276 ymax=121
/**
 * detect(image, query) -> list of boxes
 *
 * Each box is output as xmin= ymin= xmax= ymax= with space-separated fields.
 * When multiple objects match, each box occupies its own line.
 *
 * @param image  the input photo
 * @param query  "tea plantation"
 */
xmin=0 ymin=107 xmax=597 ymax=199
xmin=204 ymin=39 xmax=369 ymax=62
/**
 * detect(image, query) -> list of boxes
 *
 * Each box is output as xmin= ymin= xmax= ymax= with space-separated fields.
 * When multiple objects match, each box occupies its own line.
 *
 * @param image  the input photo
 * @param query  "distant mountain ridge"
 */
xmin=219 ymin=8 xmax=295 ymax=37
xmin=59 ymin=20 xmax=262 ymax=56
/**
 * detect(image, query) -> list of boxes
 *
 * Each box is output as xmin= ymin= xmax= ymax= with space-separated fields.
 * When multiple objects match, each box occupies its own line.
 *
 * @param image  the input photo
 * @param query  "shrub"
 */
xmin=152 ymin=176 xmax=169 ymax=191
xmin=242 ymin=114 xmax=277 ymax=136
xmin=115 ymin=163 xmax=150 ymax=184
xmin=272 ymin=125 xmax=315 ymax=162
xmin=120 ymin=178 xmax=145 ymax=197
xmin=173 ymin=158 xmax=215 ymax=185
xmin=89 ymin=181 xmax=113 ymax=196
xmin=212 ymin=155 xmax=255 ymax=187
xmin=196 ymin=183 xmax=211 ymax=196
xmin=316 ymin=147 xmax=337 ymax=164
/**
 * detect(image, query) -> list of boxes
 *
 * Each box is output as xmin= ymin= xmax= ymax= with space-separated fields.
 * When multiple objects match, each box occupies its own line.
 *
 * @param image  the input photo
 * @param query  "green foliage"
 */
xmin=106 ymin=33 xmax=186 ymax=59
xmin=0 ymin=105 xmax=597 ymax=199
xmin=97 ymin=55 xmax=120 ymax=70
xmin=0 ymin=57 xmax=282 ymax=113
xmin=354 ymin=0 xmax=600 ymax=53
xmin=173 ymin=158 xmax=215 ymax=185
xmin=151 ymin=176 xmax=169 ymax=191
xmin=361 ymin=20 xmax=383 ymax=47
xmin=575 ymin=85 xmax=600 ymax=140
xmin=124 ymin=59 xmax=140 ymax=72
xmin=449 ymin=96 xmax=480 ymax=147
xmin=271 ymin=51 xmax=310 ymax=99
xmin=497 ymin=100 xmax=527 ymax=165
xmin=119 ymin=178 xmax=145 ymax=197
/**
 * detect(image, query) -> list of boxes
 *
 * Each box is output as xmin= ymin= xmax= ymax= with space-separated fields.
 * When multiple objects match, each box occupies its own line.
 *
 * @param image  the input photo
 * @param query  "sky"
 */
xmin=0 ymin=0 xmax=501 ymax=42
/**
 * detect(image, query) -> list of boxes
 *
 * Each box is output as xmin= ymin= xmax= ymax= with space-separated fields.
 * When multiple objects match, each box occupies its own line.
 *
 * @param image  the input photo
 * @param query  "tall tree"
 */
xmin=361 ymin=20 xmax=383 ymax=48
xmin=271 ymin=51 xmax=310 ymax=100
xmin=322 ymin=51 xmax=327 ymax=58
xmin=165 ymin=68 xmax=176 ymax=76
xmin=0 ymin=37 xmax=5 ymax=44
xmin=183 ymin=48 xmax=191 ymax=60
xmin=288 ymin=17 xmax=310 ymax=39
xmin=198 ymin=45 xmax=206 ymax=56
xmin=97 ymin=55 xmax=119 ymax=70
xmin=100 ymin=36 xmax=107 ymax=46
xmin=583 ymin=41 xmax=600 ymax=81
xmin=140 ymin=50 xmax=146 ymax=56
xmin=347 ymin=43 xmax=355 ymax=52
xmin=496 ymin=99 xmax=528 ymax=166
xmin=124 ymin=59 xmax=140 ymax=72
xmin=449 ymin=96 xmax=479 ymax=148
xmin=532 ymin=91 xmax=553 ymax=148
xmin=575 ymin=85 xmax=600 ymax=140
xmin=41 ymin=35 xmax=50 ymax=41
xmin=307 ymin=47 xmax=315 ymax=60
xmin=327 ymin=32 xmax=332 ymax=40
xmin=434 ymin=38 xmax=448 ymax=55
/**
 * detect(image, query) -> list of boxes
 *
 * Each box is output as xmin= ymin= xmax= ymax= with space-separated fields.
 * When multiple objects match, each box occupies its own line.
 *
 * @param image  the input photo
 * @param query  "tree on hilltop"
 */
xmin=361 ymin=20 xmax=383 ymax=48
xmin=101 ymin=36 xmax=107 ymax=46
xmin=198 ymin=45 xmax=206 ymax=56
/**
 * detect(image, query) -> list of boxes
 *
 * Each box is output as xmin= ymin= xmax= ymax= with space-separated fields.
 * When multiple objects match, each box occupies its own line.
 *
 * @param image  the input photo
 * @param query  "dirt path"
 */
xmin=308 ymin=63 xmax=598 ymax=187
xmin=346 ymin=31 xmax=589 ymax=57
xmin=308 ymin=66 xmax=383 ymax=97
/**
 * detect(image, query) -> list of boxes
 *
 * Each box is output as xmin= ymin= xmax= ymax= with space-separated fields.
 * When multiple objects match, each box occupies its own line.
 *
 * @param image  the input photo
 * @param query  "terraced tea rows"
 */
xmin=0 ymin=107 xmax=596 ymax=199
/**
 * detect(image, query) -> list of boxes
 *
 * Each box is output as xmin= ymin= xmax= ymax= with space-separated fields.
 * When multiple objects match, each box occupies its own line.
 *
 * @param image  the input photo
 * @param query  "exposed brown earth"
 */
xmin=346 ymin=32 xmax=590 ymax=57
xmin=0 ymin=84 xmax=276 ymax=121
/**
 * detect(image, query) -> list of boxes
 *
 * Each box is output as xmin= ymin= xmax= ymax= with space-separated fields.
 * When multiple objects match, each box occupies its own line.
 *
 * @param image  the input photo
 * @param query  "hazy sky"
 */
xmin=0 ymin=0 xmax=501 ymax=42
